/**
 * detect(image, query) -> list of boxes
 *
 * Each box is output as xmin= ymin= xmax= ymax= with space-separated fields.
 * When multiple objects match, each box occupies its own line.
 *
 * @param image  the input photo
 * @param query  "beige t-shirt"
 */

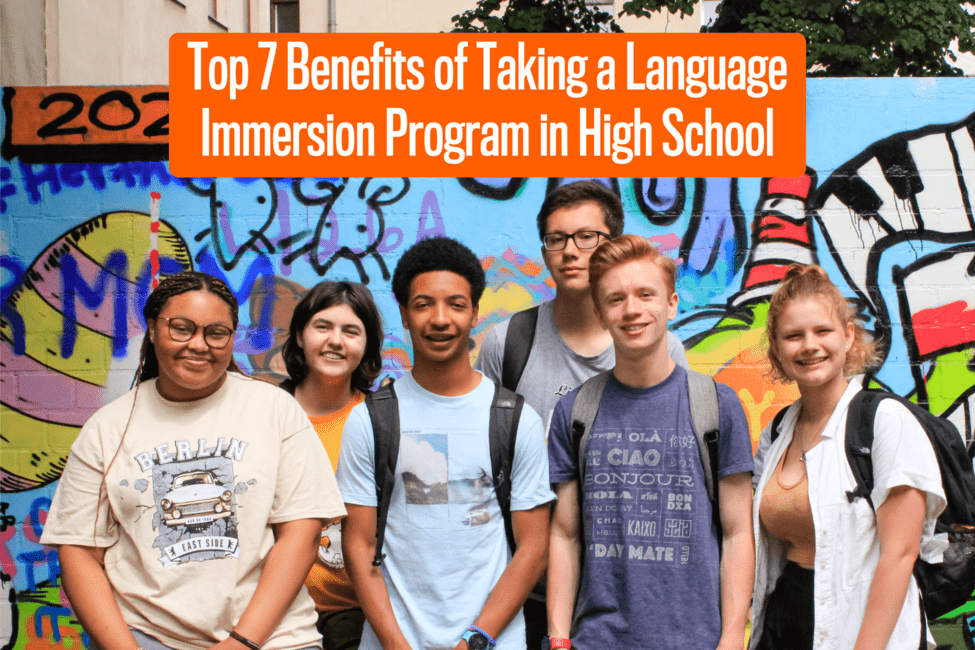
xmin=41 ymin=372 xmax=347 ymax=650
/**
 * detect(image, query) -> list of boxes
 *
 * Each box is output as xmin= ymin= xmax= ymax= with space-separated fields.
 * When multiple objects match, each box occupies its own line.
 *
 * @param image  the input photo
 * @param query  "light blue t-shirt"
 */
xmin=336 ymin=373 xmax=556 ymax=650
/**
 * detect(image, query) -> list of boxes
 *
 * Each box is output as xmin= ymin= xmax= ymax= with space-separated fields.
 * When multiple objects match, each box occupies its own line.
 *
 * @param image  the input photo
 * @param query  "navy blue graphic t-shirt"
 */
xmin=548 ymin=365 xmax=753 ymax=650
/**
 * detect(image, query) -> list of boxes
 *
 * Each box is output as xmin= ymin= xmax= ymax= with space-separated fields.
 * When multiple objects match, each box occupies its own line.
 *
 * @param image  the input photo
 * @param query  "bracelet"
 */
xmin=229 ymin=631 xmax=261 ymax=650
xmin=468 ymin=625 xmax=497 ymax=649
xmin=550 ymin=638 xmax=572 ymax=650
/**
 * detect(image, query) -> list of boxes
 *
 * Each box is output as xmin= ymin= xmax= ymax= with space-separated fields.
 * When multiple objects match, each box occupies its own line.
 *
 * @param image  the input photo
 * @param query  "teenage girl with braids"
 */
xmin=278 ymin=281 xmax=384 ymax=650
xmin=750 ymin=264 xmax=947 ymax=650
xmin=42 ymin=272 xmax=347 ymax=650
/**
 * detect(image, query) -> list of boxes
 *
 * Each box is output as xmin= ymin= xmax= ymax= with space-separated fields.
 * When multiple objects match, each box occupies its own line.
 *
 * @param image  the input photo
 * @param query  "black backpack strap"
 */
xmin=844 ymin=390 xmax=879 ymax=509
xmin=769 ymin=406 xmax=790 ymax=444
xmin=365 ymin=382 xmax=399 ymax=567
xmin=490 ymin=384 xmax=524 ymax=556
xmin=501 ymin=306 xmax=540 ymax=392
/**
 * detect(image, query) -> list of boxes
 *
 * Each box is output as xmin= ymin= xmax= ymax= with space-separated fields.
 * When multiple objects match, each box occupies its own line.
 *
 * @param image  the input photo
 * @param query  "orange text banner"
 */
xmin=169 ymin=33 xmax=806 ymax=178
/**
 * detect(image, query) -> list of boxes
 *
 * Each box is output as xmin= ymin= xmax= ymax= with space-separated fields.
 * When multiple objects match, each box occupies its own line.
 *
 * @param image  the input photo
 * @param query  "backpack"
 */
xmin=501 ymin=305 xmax=540 ymax=391
xmin=365 ymin=380 xmax=525 ymax=567
xmin=569 ymin=370 xmax=725 ymax=540
xmin=770 ymin=389 xmax=975 ymax=620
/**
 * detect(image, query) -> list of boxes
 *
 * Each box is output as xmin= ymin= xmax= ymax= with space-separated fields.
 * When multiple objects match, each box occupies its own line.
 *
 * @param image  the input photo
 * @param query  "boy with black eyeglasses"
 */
xmin=475 ymin=180 xmax=688 ymax=650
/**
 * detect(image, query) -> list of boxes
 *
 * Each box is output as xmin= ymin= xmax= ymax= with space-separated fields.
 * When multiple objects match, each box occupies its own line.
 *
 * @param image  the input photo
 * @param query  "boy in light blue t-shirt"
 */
xmin=337 ymin=237 xmax=555 ymax=650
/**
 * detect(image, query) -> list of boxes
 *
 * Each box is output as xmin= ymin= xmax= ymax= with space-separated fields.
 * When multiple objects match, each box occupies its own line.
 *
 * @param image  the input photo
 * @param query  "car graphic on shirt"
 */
xmin=160 ymin=470 xmax=233 ymax=527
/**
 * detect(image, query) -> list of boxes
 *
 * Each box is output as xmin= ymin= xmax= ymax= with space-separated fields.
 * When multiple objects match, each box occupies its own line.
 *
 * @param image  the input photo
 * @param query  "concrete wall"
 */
xmin=2 ymin=78 xmax=975 ymax=647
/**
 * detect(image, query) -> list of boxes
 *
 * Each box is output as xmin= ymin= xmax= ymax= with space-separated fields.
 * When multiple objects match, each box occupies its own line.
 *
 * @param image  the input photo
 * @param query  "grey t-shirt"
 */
xmin=475 ymin=300 xmax=690 ymax=434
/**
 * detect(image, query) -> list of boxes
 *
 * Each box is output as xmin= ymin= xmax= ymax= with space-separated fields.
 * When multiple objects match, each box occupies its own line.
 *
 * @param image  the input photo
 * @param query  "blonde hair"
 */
xmin=766 ymin=264 xmax=879 ymax=382
xmin=589 ymin=234 xmax=677 ymax=304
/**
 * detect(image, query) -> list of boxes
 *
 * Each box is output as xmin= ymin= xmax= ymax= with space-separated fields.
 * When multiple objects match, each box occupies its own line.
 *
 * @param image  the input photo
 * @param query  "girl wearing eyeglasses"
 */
xmin=42 ymin=271 xmax=347 ymax=650
xmin=278 ymin=281 xmax=385 ymax=650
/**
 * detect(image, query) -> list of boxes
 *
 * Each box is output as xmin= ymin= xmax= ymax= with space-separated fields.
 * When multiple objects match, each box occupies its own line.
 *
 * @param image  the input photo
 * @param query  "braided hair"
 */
xmin=133 ymin=271 xmax=243 ymax=386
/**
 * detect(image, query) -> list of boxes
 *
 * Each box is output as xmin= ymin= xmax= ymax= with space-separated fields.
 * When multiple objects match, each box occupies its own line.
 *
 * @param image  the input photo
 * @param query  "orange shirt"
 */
xmin=304 ymin=391 xmax=365 ymax=614
xmin=759 ymin=453 xmax=816 ymax=569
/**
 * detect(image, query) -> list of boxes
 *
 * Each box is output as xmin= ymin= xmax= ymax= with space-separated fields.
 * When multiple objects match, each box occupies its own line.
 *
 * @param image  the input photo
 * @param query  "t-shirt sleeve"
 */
xmin=40 ymin=414 xmax=119 ymax=547
xmin=270 ymin=397 xmax=347 ymax=524
xmin=474 ymin=318 xmax=508 ymax=384
xmin=548 ymin=391 xmax=579 ymax=484
xmin=668 ymin=331 xmax=690 ymax=371
xmin=715 ymin=382 xmax=754 ymax=479
xmin=335 ymin=403 xmax=379 ymax=507
xmin=869 ymin=400 xmax=946 ymax=519
xmin=510 ymin=405 xmax=556 ymax=511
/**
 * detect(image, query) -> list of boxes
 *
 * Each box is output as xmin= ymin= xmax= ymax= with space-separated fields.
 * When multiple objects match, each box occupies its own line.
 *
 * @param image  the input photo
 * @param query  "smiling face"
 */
xmin=400 ymin=270 xmax=478 ymax=370
xmin=296 ymin=303 xmax=367 ymax=386
xmin=594 ymin=258 xmax=679 ymax=359
xmin=770 ymin=295 xmax=854 ymax=393
xmin=541 ymin=201 xmax=611 ymax=294
xmin=149 ymin=290 xmax=236 ymax=402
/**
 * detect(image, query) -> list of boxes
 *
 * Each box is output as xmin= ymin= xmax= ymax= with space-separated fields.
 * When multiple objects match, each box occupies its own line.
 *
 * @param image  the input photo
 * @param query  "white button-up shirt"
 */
xmin=750 ymin=380 xmax=948 ymax=650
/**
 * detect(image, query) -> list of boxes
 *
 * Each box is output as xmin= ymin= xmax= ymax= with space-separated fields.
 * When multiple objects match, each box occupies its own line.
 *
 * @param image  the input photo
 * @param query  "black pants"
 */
xmin=524 ymin=597 xmax=547 ymax=650
xmin=755 ymin=562 xmax=814 ymax=650
xmin=317 ymin=608 xmax=365 ymax=650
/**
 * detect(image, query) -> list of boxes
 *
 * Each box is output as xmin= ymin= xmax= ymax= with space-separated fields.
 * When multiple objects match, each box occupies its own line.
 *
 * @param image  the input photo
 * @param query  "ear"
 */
xmin=147 ymin=319 xmax=157 ymax=343
xmin=471 ymin=302 xmax=480 ymax=329
xmin=845 ymin=320 xmax=855 ymax=351
xmin=667 ymin=291 xmax=679 ymax=321
xmin=399 ymin=305 xmax=409 ymax=331
xmin=295 ymin=329 xmax=304 ymax=349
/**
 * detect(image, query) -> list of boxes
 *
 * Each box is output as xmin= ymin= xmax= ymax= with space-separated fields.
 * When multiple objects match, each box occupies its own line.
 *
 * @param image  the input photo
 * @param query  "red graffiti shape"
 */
xmin=912 ymin=300 xmax=975 ymax=357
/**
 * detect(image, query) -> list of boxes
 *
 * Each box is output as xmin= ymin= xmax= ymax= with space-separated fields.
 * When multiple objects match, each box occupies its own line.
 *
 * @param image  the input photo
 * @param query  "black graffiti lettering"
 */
xmin=88 ymin=91 xmax=141 ymax=131
xmin=37 ymin=93 xmax=88 ymax=139
xmin=141 ymin=91 xmax=170 ymax=137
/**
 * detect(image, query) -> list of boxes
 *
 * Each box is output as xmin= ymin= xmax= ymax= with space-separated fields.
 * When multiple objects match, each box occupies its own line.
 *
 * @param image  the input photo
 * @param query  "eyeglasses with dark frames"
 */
xmin=158 ymin=317 xmax=235 ymax=349
xmin=542 ymin=230 xmax=611 ymax=251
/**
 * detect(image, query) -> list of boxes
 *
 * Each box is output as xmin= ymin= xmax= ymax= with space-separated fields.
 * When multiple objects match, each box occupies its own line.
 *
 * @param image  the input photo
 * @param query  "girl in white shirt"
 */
xmin=750 ymin=264 xmax=946 ymax=650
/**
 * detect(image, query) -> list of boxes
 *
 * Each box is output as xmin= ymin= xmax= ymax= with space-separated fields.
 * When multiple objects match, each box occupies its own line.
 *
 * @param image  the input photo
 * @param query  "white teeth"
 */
xmin=324 ymin=353 xmax=344 ymax=359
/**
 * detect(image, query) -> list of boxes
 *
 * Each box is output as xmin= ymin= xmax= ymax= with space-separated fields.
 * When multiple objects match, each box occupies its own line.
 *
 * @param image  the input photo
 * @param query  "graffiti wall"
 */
xmin=2 ymin=79 xmax=974 ymax=647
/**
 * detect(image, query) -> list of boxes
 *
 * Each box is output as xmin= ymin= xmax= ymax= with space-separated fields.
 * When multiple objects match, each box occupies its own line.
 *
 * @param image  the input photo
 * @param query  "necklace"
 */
xmin=796 ymin=408 xmax=829 ymax=464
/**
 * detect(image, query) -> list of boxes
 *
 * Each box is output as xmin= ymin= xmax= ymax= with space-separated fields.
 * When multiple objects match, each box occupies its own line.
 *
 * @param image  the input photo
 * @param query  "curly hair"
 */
xmin=537 ymin=180 xmax=624 ymax=241
xmin=766 ymin=264 xmax=879 ymax=382
xmin=135 ymin=271 xmax=242 ymax=385
xmin=588 ymin=234 xmax=677 ymax=304
xmin=391 ymin=237 xmax=486 ymax=306
xmin=279 ymin=281 xmax=384 ymax=395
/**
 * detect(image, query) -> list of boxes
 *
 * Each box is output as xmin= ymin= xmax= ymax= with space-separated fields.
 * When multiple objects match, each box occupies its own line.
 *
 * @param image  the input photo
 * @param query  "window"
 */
xmin=701 ymin=0 xmax=720 ymax=28
xmin=271 ymin=0 xmax=299 ymax=32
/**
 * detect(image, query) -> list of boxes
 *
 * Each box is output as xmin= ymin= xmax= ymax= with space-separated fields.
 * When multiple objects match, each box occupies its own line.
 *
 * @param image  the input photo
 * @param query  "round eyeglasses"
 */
xmin=542 ymin=230 xmax=611 ymax=251
xmin=159 ymin=317 xmax=235 ymax=349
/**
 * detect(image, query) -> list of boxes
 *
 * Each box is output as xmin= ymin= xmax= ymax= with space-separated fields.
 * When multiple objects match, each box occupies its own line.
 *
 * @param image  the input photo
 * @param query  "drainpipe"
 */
xmin=328 ymin=0 xmax=336 ymax=32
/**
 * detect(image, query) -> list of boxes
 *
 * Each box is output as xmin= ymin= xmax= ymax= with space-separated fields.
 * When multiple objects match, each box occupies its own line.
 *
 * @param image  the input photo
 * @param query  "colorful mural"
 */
xmin=2 ymin=79 xmax=974 ymax=648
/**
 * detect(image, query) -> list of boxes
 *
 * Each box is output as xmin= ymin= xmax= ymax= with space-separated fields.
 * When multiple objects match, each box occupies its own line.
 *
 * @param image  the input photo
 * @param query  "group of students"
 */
xmin=41 ymin=181 xmax=948 ymax=650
